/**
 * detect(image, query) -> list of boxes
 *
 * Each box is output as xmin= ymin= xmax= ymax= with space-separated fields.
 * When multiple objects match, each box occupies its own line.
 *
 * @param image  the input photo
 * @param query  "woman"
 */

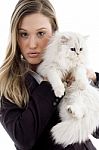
xmin=0 ymin=0 xmax=99 ymax=149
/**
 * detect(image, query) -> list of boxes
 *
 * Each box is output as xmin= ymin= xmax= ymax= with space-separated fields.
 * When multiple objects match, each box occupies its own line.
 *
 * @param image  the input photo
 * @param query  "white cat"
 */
xmin=37 ymin=31 xmax=99 ymax=147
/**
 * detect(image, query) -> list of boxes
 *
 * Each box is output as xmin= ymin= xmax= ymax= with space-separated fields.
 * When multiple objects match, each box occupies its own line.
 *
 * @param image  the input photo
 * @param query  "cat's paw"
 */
xmin=67 ymin=105 xmax=85 ymax=119
xmin=54 ymin=84 xmax=65 ymax=98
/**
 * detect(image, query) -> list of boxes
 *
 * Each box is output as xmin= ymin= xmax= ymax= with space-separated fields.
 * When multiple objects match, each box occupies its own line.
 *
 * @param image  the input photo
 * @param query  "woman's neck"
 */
xmin=30 ymin=64 xmax=38 ymax=72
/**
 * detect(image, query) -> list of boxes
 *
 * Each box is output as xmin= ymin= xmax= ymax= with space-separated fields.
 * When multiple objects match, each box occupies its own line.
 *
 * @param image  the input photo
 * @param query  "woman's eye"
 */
xmin=37 ymin=32 xmax=46 ymax=38
xmin=19 ymin=32 xmax=28 ymax=38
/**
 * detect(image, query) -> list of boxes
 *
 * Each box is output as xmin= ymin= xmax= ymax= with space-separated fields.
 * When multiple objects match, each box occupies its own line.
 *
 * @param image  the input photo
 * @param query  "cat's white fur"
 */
xmin=37 ymin=31 xmax=99 ymax=147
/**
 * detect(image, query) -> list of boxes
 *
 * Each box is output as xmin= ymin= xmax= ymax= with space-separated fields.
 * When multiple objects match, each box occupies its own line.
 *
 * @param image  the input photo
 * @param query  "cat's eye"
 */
xmin=80 ymin=48 xmax=83 ymax=51
xmin=71 ymin=48 xmax=76 ymax=51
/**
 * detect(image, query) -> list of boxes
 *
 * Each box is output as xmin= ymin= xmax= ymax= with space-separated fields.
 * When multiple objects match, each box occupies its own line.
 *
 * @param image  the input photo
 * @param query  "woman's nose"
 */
xmin=29 ymin=36 xmax=38 ymax=49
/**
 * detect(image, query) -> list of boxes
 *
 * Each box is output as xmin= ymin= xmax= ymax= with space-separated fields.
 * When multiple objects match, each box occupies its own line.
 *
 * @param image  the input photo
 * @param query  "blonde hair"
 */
xmin=0 ymin=0 xmax=58 ymax=107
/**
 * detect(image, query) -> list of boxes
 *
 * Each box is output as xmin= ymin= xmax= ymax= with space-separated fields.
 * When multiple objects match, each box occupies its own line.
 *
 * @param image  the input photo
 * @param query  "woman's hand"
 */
xmin=86 ymin=68 xmax=96 ymax=82
xmin=64 ymin=72 xmax=75 ymax=87
xmin=64 ymin=69 xmax=96 ymax=87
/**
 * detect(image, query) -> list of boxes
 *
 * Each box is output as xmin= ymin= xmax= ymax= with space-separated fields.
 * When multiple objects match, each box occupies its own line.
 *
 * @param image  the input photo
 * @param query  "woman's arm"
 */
xmin=1 ymin=74 xmax=61 ymax=149
xmin=92 ymin=72 xmax=99 ymax=138
xmin=94 ymin=72 xmax=99 ymax=87
xmin=87 ymin=70 xmax=99 ymax=138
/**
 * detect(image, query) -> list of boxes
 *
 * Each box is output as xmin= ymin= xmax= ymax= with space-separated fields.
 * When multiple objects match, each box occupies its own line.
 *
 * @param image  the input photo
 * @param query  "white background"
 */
xmin=0 ymin=0 xmax=99 ymax=149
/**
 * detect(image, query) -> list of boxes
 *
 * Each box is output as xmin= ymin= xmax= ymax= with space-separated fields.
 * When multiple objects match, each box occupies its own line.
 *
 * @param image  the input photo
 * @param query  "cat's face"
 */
xmin=54 ymin=32 xmax=88 ymax=61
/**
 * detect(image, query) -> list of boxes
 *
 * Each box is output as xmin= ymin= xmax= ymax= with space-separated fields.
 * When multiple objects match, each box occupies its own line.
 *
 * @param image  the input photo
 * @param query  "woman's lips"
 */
xmin=27 ymin=52 xmax=41 ymax=58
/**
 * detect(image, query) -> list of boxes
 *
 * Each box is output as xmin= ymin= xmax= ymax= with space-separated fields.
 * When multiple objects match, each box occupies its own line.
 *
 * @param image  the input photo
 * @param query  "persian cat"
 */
xmin=37 ymin=31 xmax=99 ymax=147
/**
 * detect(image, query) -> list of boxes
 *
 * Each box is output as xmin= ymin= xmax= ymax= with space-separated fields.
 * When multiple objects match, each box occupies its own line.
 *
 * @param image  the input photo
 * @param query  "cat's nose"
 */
xmin=76 ymin=53 xmax=79 ymax=55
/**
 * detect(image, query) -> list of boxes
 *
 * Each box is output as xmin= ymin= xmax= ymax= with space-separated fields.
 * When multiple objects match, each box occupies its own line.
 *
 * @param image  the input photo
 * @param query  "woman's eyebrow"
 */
xmin=37 ymin=27 xmax=47 ymax=30
xmin=18 ymin=28 xmax=27 ymax=31
xmin=18 ymin=27 xmax=47 ymax=31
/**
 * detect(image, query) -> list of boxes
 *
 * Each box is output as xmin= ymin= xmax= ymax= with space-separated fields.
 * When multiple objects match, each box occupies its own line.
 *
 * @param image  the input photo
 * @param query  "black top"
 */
xmin=0 ymin=72 xmax=99 ymax=150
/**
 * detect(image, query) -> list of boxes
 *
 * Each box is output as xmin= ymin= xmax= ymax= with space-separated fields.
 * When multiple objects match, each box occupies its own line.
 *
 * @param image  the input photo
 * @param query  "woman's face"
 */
xmin=17 ymin=13 xmax=53 ymax=67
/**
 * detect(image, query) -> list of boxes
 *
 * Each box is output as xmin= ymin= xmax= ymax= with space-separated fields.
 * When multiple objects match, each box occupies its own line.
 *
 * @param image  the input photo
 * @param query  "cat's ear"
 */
xmin=83 ymin=35 xmax=89 ymax=40
xmin=60 ymin=35 xmax=70 ymax=44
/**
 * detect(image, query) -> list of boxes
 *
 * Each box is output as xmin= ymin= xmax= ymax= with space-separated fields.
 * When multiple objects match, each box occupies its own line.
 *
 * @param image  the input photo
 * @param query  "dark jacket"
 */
xmin=0 ymin=72 xmax=99 ymax=150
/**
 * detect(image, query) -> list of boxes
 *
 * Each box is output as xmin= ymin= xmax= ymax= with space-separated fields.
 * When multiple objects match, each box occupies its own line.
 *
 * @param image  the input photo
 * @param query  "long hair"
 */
xmin=0 ymin=0 xmax=58 ymax=107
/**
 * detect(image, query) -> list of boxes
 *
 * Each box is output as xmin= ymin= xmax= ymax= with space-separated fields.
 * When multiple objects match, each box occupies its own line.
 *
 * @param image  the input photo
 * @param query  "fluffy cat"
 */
xmin=37 ymin=31 xmax=99 ymax=147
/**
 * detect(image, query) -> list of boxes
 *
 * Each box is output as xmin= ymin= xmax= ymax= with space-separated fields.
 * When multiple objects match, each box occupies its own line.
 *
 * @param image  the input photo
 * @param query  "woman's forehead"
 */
xmin=18 ymin=13 xmax=52 ymax=32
